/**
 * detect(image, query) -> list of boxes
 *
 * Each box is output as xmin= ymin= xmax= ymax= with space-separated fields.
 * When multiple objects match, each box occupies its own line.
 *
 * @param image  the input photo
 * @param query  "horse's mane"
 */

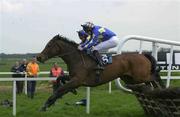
xmin=56 ymin=34 xmax=78 ymax=48
xmin=55 ymin=34 xmax=95 ymax=61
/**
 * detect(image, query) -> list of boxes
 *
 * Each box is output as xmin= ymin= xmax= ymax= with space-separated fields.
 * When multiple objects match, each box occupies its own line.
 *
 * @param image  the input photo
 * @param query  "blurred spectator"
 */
xmin=11 ymin=61 xmax=22 ymax=94
xmin=19 ymin=59 xmax=27 ymax=76
xmin=16 ymin=59 xmax=27 ymax=94
xmin=49 ymin=62 xmax=64 ymax=93
xmin=26 ymin=57 xmax=39 ymax=99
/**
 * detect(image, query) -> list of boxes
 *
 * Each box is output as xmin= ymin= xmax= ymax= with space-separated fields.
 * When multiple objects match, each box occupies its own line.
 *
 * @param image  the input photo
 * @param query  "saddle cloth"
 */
xmin=101 ymin=54 xmax=112 ymax=65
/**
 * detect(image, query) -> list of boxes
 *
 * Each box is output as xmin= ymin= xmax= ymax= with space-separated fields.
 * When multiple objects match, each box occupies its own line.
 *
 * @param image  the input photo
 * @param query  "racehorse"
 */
xmin=36 ymin=35 xmax=164 ymax=111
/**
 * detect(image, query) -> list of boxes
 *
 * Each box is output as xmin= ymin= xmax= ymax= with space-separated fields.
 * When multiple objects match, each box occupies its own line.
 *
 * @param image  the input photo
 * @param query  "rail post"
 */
xmin=13 ymin=80 xmax=16 ymax=116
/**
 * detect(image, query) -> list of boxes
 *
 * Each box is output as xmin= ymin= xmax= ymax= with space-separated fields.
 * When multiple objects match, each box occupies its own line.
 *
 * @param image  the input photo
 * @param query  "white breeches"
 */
xmin=93 ymin=36 xmax=119 ymax=51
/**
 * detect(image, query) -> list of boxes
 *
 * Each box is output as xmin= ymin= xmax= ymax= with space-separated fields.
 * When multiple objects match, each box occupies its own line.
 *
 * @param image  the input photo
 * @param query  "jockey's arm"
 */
xmin=80 ymin=39 xmax=90 ymax=48
xmin=81 ymin=30 xmax=102 ymax=50
xmin=84 ymin=37 xmax=99 ymax=49
xmin=84 ymin=28 xmax=105 ymax=49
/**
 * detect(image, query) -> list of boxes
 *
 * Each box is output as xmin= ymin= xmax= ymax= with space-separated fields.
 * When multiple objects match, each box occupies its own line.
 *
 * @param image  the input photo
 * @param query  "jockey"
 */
xmin=79 ymin=22 xmax=119 ymax=69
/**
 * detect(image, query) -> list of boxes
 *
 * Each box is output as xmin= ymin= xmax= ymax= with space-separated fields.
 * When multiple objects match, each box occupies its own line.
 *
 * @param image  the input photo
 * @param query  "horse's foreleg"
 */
xmin=56 ymin=75 xmax=77 ymax=95
xmin=40 ymin=78 xmax=80 ymax=111
xmin=40 ymin=90 xmax=68 ymax=111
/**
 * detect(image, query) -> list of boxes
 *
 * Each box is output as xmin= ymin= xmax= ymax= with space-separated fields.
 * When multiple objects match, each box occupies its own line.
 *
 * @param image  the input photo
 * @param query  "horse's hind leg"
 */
xmin=121 ymin=75 xmax=134 ymax=84
xmin=40 ymin=78 xmax=80 ymax=111
xmin=151 ymin=74 xmax=165 ymax=89
xmin=155 ymin=77 xmax=165 ymax=88
xmin=145 ymin=81 xmax=161 ymax=89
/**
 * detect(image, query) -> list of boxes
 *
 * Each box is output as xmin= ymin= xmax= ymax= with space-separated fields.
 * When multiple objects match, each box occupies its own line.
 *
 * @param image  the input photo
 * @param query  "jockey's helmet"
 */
xmin=81 ymin=22 xmax=94 ymax=33
xmin=77 ymin=30 xmax=88 ymax=38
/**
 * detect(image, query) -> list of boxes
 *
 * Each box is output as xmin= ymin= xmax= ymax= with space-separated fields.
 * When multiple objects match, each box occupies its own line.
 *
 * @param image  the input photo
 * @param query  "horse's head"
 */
xmin=37 ymin=35 xmax=79 ymax=63
xmin=37 ymin=35 xmax=62 ymax=63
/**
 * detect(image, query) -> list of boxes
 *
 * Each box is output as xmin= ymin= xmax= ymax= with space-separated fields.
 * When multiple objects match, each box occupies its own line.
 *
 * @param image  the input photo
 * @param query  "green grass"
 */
xmin=0 ymin=84 xmax=146 ymax=117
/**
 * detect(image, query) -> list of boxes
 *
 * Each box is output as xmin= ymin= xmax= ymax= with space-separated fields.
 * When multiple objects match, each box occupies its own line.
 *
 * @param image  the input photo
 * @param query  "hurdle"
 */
xmin=128 ymin=84 xmax=180 ymax=117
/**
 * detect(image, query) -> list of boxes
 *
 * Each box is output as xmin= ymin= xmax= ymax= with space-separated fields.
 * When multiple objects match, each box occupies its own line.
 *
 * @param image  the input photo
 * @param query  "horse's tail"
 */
xmin=144 ymin=54 xmax=165 ymax=88
xmin=143 ymin=54 xmax=156 ymax=74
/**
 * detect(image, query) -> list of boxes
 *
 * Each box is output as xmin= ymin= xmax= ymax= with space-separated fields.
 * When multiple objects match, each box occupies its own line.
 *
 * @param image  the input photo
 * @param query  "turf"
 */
xmin=0 ymin=84 xmax=147 ymax=117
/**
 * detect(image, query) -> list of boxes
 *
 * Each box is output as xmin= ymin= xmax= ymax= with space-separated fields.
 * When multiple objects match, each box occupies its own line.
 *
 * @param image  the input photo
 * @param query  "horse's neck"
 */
xmin=58 ymin=41 xmax=96 ymax=74
xmin=60 ymin=48 xmax=82 ymax=68
xmin=61 ymin=48 xmax=95 ymax=73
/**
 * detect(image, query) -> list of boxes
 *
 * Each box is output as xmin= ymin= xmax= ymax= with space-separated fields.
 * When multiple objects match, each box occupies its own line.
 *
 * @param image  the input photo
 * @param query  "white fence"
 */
xmin=0 ymin=71 xmax=93 ymax=116
xmin=0 ymin=71 xmax=112 ymax=116
xmin=0 ymin=77 xmax=57 ymax=116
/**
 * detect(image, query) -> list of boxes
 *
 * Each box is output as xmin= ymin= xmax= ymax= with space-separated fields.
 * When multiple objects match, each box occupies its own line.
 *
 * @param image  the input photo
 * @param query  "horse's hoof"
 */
xmin=39 ymin=107 xmax=47 ymax=112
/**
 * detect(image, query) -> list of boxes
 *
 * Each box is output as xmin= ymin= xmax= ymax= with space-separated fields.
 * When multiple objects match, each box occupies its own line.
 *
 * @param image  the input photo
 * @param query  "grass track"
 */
xmin=0 ymin=84 xmax=147 ymax=117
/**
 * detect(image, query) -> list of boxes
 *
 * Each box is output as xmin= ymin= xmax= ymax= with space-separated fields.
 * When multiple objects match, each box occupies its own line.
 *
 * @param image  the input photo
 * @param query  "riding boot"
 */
xmin=93 ymin=50 xmax=104 ymax=83
xmin=93 ymin=50 xmax=104 ymax=70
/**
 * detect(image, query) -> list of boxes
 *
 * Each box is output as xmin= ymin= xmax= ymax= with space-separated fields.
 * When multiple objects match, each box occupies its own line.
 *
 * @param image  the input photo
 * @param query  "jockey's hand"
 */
xmin=78 ymin=45 xmax=83 ymax=50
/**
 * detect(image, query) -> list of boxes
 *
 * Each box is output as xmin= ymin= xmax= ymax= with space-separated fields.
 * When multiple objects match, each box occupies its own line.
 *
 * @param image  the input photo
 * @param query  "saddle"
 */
xmin=101 ymin=53 xmax=113 ymax=65
xmin=86 ymin=50 xmax=116 ymax=82
xmin=86 ymin=49 xmax=114 ymax=66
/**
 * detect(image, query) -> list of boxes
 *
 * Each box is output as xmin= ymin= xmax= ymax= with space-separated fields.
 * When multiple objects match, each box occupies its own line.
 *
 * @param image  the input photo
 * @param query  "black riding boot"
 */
xmin=93 ymin=50 xmax=104 ymax=83
xmin=93 ymin=50 xmax=104 ymax=70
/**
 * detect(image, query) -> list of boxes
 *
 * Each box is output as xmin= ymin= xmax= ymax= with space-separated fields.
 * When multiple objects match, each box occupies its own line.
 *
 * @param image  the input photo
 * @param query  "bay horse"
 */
xmin=36 ymin=35 xmax=163 ymax=111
